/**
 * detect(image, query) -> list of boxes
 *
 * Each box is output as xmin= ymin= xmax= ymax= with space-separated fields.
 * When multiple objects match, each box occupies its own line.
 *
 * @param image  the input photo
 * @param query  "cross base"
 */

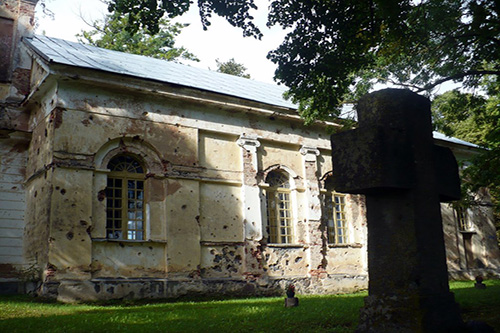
xmin=356 ymin=292 xmax=464 ymax=332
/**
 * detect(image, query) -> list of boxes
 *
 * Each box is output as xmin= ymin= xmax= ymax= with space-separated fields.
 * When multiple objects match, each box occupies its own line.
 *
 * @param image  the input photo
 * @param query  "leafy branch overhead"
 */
xmin=108 ymin=0 xmax=499 ymax=122
xmin=107 ymin=0 xmax=262 ymax=38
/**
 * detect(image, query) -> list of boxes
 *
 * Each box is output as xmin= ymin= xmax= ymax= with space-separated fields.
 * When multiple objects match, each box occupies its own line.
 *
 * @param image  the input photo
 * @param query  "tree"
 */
xmin=432 ymin=91 xmax=497 ymax=147
xmin=215 ymin=58 xmax=251 ymax=78
xmin=77 ymin=12 xmax=198 ymax=62
xmin=107 ymin=0 xmax=499 ymax=122
xmin=432 ymin=78 xmax=500 ymax=240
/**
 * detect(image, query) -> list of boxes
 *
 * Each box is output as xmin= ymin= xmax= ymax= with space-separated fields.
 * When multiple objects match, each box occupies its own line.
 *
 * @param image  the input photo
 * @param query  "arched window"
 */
xmin=323 ymin=176 xmax=348 ymax=245
xmin=106 ymin=155 xmax=145 ymax=240
xmin=265 ymin=170 xmax=292 ymax=244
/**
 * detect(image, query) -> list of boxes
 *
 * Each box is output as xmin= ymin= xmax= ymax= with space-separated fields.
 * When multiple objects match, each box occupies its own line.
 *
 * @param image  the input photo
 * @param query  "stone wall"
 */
xmin=442 ymin=191 xmax=500 ymax=280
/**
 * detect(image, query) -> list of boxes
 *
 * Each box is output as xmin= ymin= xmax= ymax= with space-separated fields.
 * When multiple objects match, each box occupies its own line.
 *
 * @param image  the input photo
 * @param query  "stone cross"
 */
xmin=331 ymin=89 xmax=464 ymax=331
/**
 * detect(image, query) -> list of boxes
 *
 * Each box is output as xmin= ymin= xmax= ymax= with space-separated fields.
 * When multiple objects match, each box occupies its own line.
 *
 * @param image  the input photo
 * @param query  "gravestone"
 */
xmin=331 ymin=89 xmax=464 ymax=332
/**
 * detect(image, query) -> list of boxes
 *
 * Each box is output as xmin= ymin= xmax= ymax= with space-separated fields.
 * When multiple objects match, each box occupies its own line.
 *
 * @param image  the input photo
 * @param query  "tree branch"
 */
xmin=416 ymin=70 xmax=500 ymax=92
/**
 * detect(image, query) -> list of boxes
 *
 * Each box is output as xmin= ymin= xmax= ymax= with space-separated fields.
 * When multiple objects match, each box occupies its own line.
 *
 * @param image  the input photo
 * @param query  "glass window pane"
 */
xmin=106 ymin=156 xmax=146 ymax=240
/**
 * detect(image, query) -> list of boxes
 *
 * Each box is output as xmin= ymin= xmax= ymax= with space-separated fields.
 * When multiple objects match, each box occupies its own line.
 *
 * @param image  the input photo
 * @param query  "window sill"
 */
xmin=328 ymin=243 xmax=363 ymax=248
xmin=92 ymin=238 xmax=167 ymax=244
xmin=266 ymin=243 xmax=305 ymax=248
xmin=459 ymin=230 xmax=477 ymax=235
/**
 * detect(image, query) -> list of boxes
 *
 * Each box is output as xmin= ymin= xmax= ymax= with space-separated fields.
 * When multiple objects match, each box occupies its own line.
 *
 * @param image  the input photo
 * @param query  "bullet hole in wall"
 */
xmin=97 ymin=190 xmax=106 ymax=201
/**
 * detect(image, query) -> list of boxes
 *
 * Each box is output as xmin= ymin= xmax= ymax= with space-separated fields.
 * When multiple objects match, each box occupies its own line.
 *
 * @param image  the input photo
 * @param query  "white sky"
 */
xmin=35 ymin=0 xmax=286 ymax=84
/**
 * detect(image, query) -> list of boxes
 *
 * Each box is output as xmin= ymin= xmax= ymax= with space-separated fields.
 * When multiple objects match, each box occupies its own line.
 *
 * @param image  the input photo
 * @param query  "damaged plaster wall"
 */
xmin=442 ymin=194 xmax=500 ymax=280
xmin=20 ymin=76 xmax=372 ymax=301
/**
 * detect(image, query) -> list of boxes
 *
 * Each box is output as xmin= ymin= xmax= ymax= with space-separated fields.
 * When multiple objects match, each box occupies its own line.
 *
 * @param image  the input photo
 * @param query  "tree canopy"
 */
xmin=107 ymin=0 xmax=499 ymax=122
xmin=77 ymin=11 xmax=198 ymax=62
xmin=215 ymin=58 xmax=251 ymax=78
xmin=432 ymin=78 xmax=500 ymax=222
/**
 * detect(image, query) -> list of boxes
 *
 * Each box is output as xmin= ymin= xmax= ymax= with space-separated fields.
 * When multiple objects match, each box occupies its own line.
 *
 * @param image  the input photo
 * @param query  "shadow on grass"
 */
xmin=0 ymin=294 xmax=364 ymax=333
xmin=1 ymin=281 xmax=499 ymax=333
xmin=451 ymin=280 xmax=500 ymax=332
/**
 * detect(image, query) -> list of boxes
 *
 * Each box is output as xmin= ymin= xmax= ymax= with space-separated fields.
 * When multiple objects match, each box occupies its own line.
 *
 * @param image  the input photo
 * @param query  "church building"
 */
xmin=1 ymin=0 xmax=499 ymax=301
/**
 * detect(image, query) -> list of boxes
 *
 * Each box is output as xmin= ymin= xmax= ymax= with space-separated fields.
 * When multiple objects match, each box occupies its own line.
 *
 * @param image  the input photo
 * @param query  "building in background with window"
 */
xmin=1 ymin=0 xmax=499 ymax=300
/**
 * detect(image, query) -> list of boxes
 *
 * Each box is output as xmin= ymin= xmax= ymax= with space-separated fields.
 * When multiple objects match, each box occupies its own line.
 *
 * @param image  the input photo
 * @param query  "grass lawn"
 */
xmin=0 ymin=280 xmax=498 ymax=332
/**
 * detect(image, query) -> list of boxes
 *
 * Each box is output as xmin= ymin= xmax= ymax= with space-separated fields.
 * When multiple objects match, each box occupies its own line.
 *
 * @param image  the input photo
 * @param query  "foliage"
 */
xmin=431 ymin=77 xmax=500 ymax=235
xmin=107 ymin=0 xmax=262 ymax=38
xmin=432 ymin=92 xmax=495 ymax=147
xmin=107 ymin=0 xmax=499 ymax=123
xmin=77 ymin=12 xmax=198 ymax=62
xmin=463 ymin=145 xmax=500 ymax=239
xmin=215 ymin=58 xmax=251 ymax=78
xmin=1 ymin=281 xmax=499 ymax=332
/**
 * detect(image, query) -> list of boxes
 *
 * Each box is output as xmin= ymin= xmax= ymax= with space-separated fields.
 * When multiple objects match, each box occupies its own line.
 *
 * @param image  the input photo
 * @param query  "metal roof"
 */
xmin=24 ymin=35 xmax=479 ymax=149
xmin=432 ymin=131 xmax=480 ymax=148
xmin=24 ymin=35 xmax=296 ymax=109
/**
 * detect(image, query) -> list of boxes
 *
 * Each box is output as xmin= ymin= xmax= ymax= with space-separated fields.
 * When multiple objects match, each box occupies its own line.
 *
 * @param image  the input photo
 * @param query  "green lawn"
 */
xmin=0 ymin=280 xmax=498 ymax=332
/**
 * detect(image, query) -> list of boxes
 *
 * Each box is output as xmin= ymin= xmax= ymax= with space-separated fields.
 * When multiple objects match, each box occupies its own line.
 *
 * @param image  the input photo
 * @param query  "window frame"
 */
xmin=105 ymin=155 xmax=146 ymax=241
xmin=455 ymin=205 xmax=473 ymax=232
xmin=325 ymin=191 xmax=348 ymax=245
xmin=321 ymin=175 xmax=350 ymax=246
xmin=264 ymin=170 xmax=294 ymax=244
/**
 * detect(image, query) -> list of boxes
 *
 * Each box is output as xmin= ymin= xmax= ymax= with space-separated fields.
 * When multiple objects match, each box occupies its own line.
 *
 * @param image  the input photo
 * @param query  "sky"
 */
xmin=35 ymin=0 xmax=287 ymax=84
xmin=34 ymin=0 xmax=460 ymax=93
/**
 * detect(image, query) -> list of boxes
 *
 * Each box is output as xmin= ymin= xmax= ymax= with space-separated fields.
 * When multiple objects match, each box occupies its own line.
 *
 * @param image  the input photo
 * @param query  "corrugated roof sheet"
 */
xmin=24 ymin=35 xmax=479 ymax=149
xmin=24 ymin=35 xmax=296 ymax=109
